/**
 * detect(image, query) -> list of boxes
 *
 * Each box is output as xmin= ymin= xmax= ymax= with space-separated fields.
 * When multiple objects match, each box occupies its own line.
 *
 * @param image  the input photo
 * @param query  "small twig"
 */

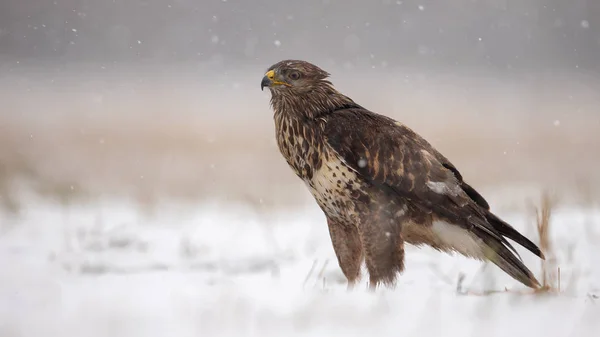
xmin=558 ymin=267 xmax=561 ymax=292
xmin=456 ymin=272 xmax=466 ymax=293
xmin=428 ymin=262 xmax=456 ymax=287
xmin=302 ymin=259 xmax=318 ymax=288
xmin=317 ymin=259 xmax=329 ymax=279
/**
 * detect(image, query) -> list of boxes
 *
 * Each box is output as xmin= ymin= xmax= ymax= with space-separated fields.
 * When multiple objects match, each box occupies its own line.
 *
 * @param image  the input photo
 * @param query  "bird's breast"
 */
xmin=275 ymin=115 xmax=324 ymax=180
xmin=274 ymin=114 xmax=370 ymax=222
xmin=306 ymin=154 xmax=370 ymax=221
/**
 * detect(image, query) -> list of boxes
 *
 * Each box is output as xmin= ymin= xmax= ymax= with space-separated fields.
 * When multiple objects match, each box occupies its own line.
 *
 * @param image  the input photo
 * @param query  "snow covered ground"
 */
xmin=1 ymin=195 xmax=599 ymax=337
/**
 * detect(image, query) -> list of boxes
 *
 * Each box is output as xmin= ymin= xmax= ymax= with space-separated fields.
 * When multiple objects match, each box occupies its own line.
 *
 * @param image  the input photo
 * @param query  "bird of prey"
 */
xmin=261 ymin=60 xmax=544 ymax=290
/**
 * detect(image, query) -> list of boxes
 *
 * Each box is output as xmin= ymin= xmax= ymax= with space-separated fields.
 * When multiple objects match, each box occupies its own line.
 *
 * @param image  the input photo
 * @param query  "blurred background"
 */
xmin=2 ymin=2 xmax=600 ymax=336
xmin=1 ymin=0 xmax=599 ymax=213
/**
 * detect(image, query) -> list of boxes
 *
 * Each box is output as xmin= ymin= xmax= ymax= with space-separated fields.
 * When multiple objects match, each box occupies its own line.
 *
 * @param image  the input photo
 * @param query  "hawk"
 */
xmin=261 ymin=60 xmax=544 ymax=289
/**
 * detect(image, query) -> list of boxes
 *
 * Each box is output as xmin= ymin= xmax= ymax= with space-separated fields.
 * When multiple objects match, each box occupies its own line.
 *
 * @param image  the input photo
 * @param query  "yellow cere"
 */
xmin=265 ymin=69 xmax=291 ymax=87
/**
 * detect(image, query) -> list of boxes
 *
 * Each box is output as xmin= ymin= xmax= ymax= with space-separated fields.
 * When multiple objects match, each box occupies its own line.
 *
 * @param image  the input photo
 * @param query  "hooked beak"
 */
xmin=260 ymin=71 xmax=273 ymax=91
xmin=261 ymin=69 xmax=290 ymax=91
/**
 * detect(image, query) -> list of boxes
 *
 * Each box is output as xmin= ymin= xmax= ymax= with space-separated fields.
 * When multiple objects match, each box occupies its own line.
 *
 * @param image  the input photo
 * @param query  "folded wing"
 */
xmin=323 ymin=108 xmax=544 ymax=288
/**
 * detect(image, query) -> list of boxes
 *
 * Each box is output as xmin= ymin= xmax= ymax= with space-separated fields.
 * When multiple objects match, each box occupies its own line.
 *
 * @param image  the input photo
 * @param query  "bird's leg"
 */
xmin=327 ymin=217 xmax=363 ymax=288
xmin=359 ymin=210 xmax=406 ymax=288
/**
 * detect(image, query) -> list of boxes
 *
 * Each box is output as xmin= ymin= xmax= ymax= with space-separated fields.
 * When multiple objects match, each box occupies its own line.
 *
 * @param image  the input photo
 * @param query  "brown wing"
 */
xmin=322 ymin=108 xmax=542 ymax=259
xmin=323 ymin=109 xmax=487 ymax=227
xmin=432 ymin=153 xmax=490 ymax=210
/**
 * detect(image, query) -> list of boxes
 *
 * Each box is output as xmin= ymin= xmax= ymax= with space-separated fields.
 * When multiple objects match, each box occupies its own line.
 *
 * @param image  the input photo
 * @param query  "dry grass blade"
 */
xmin=532 ymin=192 xmax=561 ymax=294
xmin=317 ymin=260 xmax=329 ymax=279
xmin=302 ymin=259 xmax=318 ymax=288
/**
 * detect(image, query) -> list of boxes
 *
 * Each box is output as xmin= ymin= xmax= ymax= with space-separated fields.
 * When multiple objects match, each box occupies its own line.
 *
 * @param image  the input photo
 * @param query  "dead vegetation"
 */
xmin=452 ymin=192 xmax=566 ymax=297
xmin=533 ymin=193 xmax=560 ymax=294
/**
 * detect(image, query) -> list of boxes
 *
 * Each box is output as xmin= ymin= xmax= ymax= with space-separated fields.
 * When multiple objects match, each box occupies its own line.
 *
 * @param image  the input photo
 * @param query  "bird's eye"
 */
xmin=289 ymin=71 xmax=301 ymax=80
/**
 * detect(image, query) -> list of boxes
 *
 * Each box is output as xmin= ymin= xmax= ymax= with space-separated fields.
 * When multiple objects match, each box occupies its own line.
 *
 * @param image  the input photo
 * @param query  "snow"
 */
xmin=1 ymin=197 xmax=599 ymax=337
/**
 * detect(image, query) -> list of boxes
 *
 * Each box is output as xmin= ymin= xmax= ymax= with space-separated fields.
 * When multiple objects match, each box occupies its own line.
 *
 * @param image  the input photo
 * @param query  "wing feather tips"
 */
xmin=478 ymin=229 xmax=542 ymax=289
xmin=473 ymin=211 xmax=544 ymax=288
xmin=486 ymin=211 xmax=546 ymax=260
xmin=460 ymin=181 xmax=490 ymax=210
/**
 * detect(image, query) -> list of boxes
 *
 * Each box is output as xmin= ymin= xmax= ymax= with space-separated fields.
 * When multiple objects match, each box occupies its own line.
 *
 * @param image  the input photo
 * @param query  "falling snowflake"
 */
xmin=274 ymin=40 xmax=281 ymax=47
xmin=581 ymin=20 xmax=590 ymax=29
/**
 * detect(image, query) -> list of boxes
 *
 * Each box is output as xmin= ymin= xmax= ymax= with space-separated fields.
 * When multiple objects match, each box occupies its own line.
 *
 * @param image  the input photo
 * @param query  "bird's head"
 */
xmin=261 ymin=60 xmax=357 ymax=119
xmin=261 ymin=60 xmax=331 ymax=94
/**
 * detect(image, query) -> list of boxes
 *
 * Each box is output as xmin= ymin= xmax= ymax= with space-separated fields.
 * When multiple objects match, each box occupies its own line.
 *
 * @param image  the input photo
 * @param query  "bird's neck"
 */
xmin=271 ymin=85 xmax=357 ymax=120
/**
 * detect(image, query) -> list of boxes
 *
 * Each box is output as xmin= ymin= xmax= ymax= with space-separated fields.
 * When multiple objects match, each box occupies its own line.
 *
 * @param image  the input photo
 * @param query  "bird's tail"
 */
xmin=478 ymin=230 xmax=541 ymax=288
xmin=477 ymin=212 xmax=545 ymax=289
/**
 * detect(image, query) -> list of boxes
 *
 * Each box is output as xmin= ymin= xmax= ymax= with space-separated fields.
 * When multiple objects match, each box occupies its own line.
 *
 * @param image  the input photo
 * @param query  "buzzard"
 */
xmin=261 ymin=60 xmax=544 ymax=289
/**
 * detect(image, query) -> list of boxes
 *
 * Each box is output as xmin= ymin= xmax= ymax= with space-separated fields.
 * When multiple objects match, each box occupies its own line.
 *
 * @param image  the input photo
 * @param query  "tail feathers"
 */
xmin=486 ymin=212 xmax=546 ymax=260
xmin=431 ymin=219 xmax=542 ymax=288
xmin=478 ymin=229 xmax=541 ymax=289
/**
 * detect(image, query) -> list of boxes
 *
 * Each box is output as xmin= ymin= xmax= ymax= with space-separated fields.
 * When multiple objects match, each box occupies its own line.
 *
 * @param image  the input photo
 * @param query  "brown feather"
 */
xmin=263 ymin=59 xmax=543 ymax=289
